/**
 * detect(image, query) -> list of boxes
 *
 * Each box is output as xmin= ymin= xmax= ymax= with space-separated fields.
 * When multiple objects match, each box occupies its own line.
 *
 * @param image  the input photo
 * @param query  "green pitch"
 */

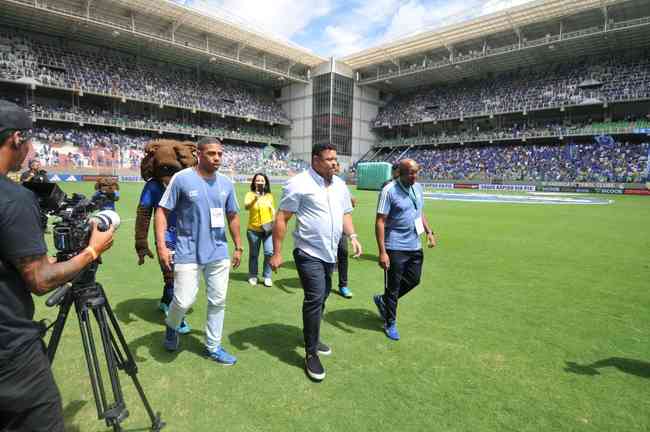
xmin=37 ymin=182 xmax=650 ymax=432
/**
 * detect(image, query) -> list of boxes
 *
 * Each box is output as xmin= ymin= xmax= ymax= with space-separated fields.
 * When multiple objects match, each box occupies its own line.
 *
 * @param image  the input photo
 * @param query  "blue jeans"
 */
xmin=247 ymin=229 xmax=273 ymax=279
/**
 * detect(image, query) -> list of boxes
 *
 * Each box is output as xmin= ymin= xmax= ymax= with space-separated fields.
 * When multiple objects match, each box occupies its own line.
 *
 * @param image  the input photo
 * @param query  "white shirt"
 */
xmin=279 ymin=168 xmax=353 ymax=263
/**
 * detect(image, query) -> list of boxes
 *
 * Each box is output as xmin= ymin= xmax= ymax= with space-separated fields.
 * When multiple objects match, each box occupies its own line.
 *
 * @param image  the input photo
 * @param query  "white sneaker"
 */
xmin=248 ymin=277 xmax=258 ymax=286
xmin=263 ymin=278 xmax=272 ymax=287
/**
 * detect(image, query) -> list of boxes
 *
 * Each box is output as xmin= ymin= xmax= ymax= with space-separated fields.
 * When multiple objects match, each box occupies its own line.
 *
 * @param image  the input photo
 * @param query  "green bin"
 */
xmin=356 ymin=162 xmax=392 ymax=190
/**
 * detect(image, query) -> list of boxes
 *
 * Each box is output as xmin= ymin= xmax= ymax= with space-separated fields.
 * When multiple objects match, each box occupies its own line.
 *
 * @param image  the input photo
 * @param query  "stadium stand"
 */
xmin=0 ymin=31 xmax=290 ymax=125
xmin=30 ymin=126 xmax=308 ymax=175
xmin=362 ymin=139 xmax=649 ymax=183
xmin=372 ymin=55 xmax=650 ymax=127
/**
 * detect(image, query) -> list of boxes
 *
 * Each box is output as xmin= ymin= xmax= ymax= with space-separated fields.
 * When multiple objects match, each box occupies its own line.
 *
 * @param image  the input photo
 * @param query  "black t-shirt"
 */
xmin=0 ymin=174 xmax=47 ymax=360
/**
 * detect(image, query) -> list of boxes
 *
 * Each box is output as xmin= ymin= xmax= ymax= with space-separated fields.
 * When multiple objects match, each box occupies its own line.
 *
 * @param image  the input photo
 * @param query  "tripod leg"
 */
xmin=47 ymin=294 xmax=73 ymax=363
xmin=77 ymin=305 xmax=111 ymax=421
xmin=100 ymin=290 xmax=165 ymax=431
xmin=92 ymin=306 xmax=128 ymax=425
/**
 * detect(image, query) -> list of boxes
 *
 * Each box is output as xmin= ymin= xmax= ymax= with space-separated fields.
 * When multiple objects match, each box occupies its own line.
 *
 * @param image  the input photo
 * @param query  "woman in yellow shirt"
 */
xmin=244 ymin=173 xmax=275 ymax=286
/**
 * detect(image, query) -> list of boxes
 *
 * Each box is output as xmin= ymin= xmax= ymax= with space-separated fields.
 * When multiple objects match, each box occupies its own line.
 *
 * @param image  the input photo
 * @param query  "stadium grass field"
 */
xmin=38 ymin=181 xmax=649 ymax=432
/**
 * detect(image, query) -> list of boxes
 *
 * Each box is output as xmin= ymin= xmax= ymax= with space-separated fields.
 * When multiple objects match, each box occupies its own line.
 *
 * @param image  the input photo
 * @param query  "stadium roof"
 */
xmin=341 ymin=0 xmax=629 ymax=70
xmin=112 ymin=0 xmax=326 ymax=68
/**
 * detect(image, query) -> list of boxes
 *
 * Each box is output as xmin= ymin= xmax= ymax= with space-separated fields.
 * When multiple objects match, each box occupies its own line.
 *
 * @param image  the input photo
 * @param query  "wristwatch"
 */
xmin=235 ymin=246 xmax=244 ymax=252
xmin=349 ymin=234 xmax=358 ymax=239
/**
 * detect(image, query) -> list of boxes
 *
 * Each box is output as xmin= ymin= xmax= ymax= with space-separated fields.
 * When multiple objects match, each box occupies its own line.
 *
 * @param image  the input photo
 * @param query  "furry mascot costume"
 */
xmin=135 ymin=139 xmax=197 ymax=333
xmin=92 ymin=176 xmax=120 ymax=210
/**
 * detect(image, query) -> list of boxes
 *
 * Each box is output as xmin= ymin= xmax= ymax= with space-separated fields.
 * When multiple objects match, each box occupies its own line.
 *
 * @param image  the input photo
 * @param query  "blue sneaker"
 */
xmin=159 ymin=302 xmax=169 ymax=315
xmin=384 ymin=322 xmax=400 ymax=341
xmin=205 ymin=346 xmax=237 ymax=366
xmin=164 ymin=326 xmax=179 ymax=351
xmin=340 ymin=286 xmax=353 ymax=298
xmin=177 ymin=318 xmax=191 ymax=335
xmin=373 ymin=294 xmax=386 ymax=321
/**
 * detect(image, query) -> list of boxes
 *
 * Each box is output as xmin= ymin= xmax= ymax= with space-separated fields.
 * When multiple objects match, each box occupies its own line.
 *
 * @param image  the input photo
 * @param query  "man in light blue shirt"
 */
xmin=155 ymin=137 xmax=243 ymax=365
xmin=271 ymin=143 xmax=362 ymax=381
xmin=375 ymin=159 xmax=437 ymax=341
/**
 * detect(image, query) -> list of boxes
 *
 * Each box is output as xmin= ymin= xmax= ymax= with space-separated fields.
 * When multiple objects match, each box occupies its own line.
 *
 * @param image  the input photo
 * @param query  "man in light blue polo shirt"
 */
xmin=270 ymin=143 xmax=362 ymax=381
xmin=375 ymin=159 xmax=436 ymax=341
xmin=155 ymin=137 xmax=243 ymax=365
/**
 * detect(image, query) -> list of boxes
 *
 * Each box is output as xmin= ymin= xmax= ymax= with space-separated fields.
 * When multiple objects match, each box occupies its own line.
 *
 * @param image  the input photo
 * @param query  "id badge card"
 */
xmin=414 ymin=216 xmax=425 ymax=236
xmin=210 ymin=208 xmax=225 ymax=228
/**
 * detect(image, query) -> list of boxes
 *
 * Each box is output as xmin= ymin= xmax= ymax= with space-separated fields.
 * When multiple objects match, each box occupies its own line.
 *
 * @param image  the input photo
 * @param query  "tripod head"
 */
xmin=45 ymin=260 xmax=101 ymax=308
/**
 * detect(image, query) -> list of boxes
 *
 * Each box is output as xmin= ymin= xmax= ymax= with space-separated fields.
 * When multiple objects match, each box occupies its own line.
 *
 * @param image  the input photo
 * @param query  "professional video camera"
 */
xmin=22 ymin=182 xmax=120 ymax=261
xmin=22 ymin=181 xmax=164 ymax=432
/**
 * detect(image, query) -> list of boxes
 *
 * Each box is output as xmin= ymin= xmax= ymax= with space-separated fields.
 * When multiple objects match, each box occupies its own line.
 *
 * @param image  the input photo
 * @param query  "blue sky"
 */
xmin=175 ymin=0 xmax=534 ymax=57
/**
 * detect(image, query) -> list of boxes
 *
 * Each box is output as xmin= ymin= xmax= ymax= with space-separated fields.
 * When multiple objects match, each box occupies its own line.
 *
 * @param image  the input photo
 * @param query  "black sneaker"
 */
xmin=305 ymin=354 xmax=326 ymax=381
xmin=317 ymin=341 xmax=332 ymax=356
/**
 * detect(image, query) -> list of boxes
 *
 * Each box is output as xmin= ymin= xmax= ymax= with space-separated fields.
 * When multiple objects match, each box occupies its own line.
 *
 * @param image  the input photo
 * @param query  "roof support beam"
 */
xmin=445 ymin=44 xmax=454 ymax=62
xmin=505 ymin=11 xmax=523 ymax=47
xmin=600 ymin=1 xmax=609 ymax=30
xmin=130 ymin=12 xmax=136 ymax=32
xmin=86 ymin=0 xmax=92 ymax=19
xmin=237 ymin=43 xmax=248 ymax=61
xmin=170 ymin=20 xmax=182 ymax=43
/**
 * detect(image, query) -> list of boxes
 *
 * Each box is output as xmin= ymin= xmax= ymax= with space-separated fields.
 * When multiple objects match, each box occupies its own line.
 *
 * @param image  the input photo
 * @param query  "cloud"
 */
xmin=193 ymin=0 xmax=334 ymax=41
xmin=324 ymin=25 xmax=365 ymax=56
xmin=481 ymin=0 xmax=535 ymax=15
xmin=186 ymin=0 xmax=537 ymax=57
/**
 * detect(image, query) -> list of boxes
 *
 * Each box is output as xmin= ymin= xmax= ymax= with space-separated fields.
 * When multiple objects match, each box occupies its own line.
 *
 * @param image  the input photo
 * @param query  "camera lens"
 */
xmin=92 ymin=210 xmax=121 ymax=232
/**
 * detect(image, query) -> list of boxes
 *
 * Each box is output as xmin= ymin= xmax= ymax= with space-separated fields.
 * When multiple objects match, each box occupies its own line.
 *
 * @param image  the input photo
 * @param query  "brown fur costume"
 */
xmin=94 ymin=176 xmax=120 ymax=193
xmin=134 ymin=140 xmax=197 ymax=282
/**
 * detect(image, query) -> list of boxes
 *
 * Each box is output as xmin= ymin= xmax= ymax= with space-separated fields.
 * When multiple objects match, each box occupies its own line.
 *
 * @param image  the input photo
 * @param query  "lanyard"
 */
xmin=397 ymin=180 xmax=418 ymax=210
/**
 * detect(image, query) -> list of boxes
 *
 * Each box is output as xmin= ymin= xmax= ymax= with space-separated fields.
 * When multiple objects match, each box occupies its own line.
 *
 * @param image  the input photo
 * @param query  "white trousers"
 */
xmin=166 ymin=259 xmax=230 ymax=351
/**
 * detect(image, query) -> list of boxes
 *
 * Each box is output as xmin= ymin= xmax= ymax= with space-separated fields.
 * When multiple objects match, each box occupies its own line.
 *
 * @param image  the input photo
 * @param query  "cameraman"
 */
xmin=0 ymin=100 xmax=115 ymax=432
xmin=20 ymin=159 xmax=47 ymax=183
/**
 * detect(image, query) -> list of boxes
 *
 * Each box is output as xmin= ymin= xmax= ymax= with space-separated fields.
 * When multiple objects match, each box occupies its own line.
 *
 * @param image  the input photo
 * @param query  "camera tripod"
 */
xmin=46 ymin=261 xmax=165 ymax=431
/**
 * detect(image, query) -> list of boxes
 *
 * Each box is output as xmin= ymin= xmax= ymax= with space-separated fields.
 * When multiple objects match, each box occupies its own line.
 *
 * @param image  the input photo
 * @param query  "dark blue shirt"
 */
xmin=139 ymin=180 xmax=177 ymax=248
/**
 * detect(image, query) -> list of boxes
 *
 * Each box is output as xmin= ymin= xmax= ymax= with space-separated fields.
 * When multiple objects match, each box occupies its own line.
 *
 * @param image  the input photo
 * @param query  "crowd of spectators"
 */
xmin=363 ymin=139 xmax=649 ymax=183
xmin=378 ymin=118 xmax=650 ymax=147
xmin=374 ymin=55 xmax=650 ymax=127
xmin=0 ymin=32 xmax=290 ymax=124
xmin=30 ymin=126 xmax=308 ymax=175
xmin=29 ymin=103 xmax=287 ymax=145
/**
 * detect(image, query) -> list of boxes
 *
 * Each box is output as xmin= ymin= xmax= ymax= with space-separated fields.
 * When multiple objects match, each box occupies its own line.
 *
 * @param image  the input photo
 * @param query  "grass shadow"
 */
xmin=127 ymin=330 xmax=206 ymax=363
xmin=228 ymin=323 xmax=304 ymax=369
xmin=323 ymin=308 xmax=383 ymax=334
xmin=113 ymin=298 xmax=166 ymax=326
xmin=281 ymin=260 xmax=297 ymax=270
xmin=62 ymin=400 xmax=87 ymax=432
xmin=565 ymin=358 xmax=650 ymax=378
xmin=358 ymin=253 xmax=379 ymax=262
xmin=230 ymin=272 xmax=254 ymax=283
xmin=275 ymin=277 xmax=302 ymax=294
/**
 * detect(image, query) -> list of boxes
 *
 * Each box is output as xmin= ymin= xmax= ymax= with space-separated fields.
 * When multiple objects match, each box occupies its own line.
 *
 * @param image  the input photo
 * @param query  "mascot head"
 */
xmin=141 ymin=139 xmax=197 ymax=186
xmin=95 ymin=176 xmax=119 ymax=193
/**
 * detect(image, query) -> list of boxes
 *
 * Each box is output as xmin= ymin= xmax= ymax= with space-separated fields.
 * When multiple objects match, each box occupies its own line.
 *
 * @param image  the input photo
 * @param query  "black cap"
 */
xmin=0 ymin=100 xmax=32 ymax=133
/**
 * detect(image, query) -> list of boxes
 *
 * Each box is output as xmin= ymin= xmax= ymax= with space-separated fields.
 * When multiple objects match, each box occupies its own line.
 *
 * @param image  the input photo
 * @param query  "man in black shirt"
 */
xmin=0 ymin=100 xmax=115 ymax=431
xmin=20 ymin=159 xmax=47 ymax=183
